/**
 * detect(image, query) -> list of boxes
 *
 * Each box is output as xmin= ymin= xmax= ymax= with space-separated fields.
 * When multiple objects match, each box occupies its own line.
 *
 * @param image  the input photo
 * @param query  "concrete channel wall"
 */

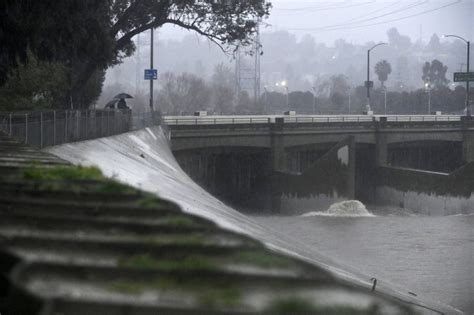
xmin=272 ymin=136 xmax=356 ymax=214
xmin=375 ymin=164 xmax=474 ymax=215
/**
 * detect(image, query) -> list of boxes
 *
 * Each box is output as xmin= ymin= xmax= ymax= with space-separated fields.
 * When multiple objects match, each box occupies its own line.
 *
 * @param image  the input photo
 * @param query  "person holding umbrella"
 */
xmin=105 ymin=93 xmax=133 ymax=109
xmin=115 ymin=93 xmax=133 ymax=109
xmin=117 ymin=98 xmax=128 ymax=109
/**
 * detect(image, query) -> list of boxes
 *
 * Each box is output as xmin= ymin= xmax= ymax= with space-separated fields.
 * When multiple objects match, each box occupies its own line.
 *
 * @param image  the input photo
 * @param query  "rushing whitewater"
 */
xmin=302 ymin=200 xmax=375 ymax=217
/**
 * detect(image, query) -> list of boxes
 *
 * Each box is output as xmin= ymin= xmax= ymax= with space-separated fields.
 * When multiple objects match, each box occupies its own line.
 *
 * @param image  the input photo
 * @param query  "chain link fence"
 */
xmin=0 ymin=109 xmax=164 ymax=148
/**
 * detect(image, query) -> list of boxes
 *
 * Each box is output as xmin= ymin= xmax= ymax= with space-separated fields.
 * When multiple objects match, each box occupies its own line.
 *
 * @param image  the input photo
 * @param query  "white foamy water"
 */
xmin=302 ymin=200 xmax=375 ymax=217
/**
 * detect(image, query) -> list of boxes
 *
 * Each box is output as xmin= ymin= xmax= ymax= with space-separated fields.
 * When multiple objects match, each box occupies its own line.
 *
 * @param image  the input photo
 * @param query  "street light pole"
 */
xmin=312 ymin=86 xmax=316 ymax=114
xmin=444 ymin=35 xmax=471 ymax=116
xmin=425 ymin=82 xmax=431 ymax=114
xmin=383 ymin=86 xmax=387 ymax=114
xmin=149 ymin=28 xmax=154 ymax=111
xmin=264 ymin=86 xmax=268 ymax=114
xmin=366 ymin=42 xmax=387 ymax=112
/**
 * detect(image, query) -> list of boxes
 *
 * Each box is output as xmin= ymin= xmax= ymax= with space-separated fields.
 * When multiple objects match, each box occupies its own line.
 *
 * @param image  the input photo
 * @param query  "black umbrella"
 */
xmin=113 ymin=93 xmax=133 ymax=99
xmin=104 ymin=99 xmax=119 ymax=109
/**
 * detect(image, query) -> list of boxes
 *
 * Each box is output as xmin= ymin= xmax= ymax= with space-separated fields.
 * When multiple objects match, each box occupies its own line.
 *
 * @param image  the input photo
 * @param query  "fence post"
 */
xmin=65 ymin=110 xmax=68 ymax=143
xmin=76 ymin=110 xmax=80 ymax=140
xmin=86 ymin=110 xmax=89 ymax=139
xmin=53 ymin=111 xmax=56 ymax=145
xmin=40 ymin=112 xmax=43 ymax=148
xmin=25 ymin=113 xmax=28 ymax=144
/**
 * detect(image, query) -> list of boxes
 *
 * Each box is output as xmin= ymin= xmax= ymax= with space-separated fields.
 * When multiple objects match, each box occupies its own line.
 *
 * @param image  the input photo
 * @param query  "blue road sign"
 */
xmin=144 ymin=69 xmax=158 ymax=80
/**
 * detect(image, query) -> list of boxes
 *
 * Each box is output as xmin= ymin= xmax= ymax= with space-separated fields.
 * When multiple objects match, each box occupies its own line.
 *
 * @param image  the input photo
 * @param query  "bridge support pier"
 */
xmin=462 ymin=131 xmax=474 ymax=163
xmin=271 ymin=118 xmax=286 ymax=172
xmin=462 ymin=117 xmax=474 ymax=163
xmin=375 ymin=118 xmax=388 ymax=167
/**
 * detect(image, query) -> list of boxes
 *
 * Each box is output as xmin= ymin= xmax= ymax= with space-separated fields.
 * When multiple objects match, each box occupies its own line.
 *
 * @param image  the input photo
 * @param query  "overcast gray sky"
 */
xmin=158 ymin=0 xmax=473 ymax=45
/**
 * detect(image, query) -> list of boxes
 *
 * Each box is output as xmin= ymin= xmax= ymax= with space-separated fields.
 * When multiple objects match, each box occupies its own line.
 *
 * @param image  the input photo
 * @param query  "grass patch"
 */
xmin=108 ymin=281 xmax=145 ymax=294
xmin=232 ymin=251 xmax=293 ymax=269
xmin=108 ymin=276 xmax=242 ymax=308
xmin=23 ymin=165 xmax=104 ymax=181
xmin=118 ymin=254 xmax=215 ymax=271
xmin=163 ymin=216 xmax=197 ymax=227
xmin=142 ymin=234 xmax=206 ymax=246
xmin=136 ymin=196 xmax=162 ymax=208
xmin=198 ymin=287 xmax=242 ymax=308
xmin=266 ymin=297 xmax=383 ymax=315
xmin=21 ymin=164 xmax=142 ymax=195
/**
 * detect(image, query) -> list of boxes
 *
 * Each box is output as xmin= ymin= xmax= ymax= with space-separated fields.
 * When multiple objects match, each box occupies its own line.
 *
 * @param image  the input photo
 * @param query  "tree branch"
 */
xmin=110 ymin=2 xmax=141 ymax=37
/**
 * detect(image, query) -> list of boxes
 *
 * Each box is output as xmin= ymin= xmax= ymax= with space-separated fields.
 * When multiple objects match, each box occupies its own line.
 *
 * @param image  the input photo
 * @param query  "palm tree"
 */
xmin=375 ymin=60 xmax=392 ymax=87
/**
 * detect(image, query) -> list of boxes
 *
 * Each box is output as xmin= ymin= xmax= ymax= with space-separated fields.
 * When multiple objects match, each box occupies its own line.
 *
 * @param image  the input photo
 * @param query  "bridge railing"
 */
xmin=164 ymin=114 xmax=462 ymax=126
xmin=0 ymin=110 xmax=162 ymax=148
xmin=283 ymin=115 xmax=374 ymax=123
xmin=164 ymin=116 xmax=272 ymax=125
xmin=383 ymin=115 xmax=461 ymax=122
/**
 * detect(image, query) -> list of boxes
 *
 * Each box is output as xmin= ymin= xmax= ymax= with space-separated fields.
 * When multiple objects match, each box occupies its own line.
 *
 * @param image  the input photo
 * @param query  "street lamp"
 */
xmin=424 ymin=82 xmax=431 ymax=115
xmin=366 ymin=42 xmax=387 ymax=112
xmin=444 ymin=34 xmax=470 ymax=116
xmin=311 ymin=86 xmax=317 ymax=114
xmin=263 ymin=86 xmax=268 ymax=114
xmin=280 ymin=80 xmax=289 ymax=108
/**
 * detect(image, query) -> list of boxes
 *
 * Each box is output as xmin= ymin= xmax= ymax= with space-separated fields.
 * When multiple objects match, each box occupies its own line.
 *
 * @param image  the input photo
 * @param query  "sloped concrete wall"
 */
xmin=375 ymin=164 xmax=474 ymax=215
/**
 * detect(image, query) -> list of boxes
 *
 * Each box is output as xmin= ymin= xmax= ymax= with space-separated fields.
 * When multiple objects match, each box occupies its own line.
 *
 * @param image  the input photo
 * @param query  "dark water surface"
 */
xmin=253 ymin=212 xmax=473 ymax=314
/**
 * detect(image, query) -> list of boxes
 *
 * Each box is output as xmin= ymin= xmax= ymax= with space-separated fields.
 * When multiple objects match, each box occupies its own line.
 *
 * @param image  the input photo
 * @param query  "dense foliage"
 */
xmin=0 ymin=0 xmax=270 ymax=110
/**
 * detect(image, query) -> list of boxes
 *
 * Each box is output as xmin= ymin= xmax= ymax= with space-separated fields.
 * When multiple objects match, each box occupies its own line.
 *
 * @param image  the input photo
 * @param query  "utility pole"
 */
xmin=235 ymin=19 xmax=262 ymax=111
xmin=465 ymin=40 xmax=471 ymax=116
xmin=149 ymin=28 xmax=154 ymax=111
xmin=425 ymin=82 xmax=431 ymax=114
xmin=135 ymin=34 xmax=141 ymax=97
xmin=366 ymin=43 xmax=387 ymax=113
xmin=444 ymin=35 xmax=471 ymax=116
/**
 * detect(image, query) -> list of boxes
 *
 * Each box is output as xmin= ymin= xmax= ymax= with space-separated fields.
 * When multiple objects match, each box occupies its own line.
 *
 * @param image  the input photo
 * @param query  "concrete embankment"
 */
xmin=375 ymin=165 xmax=474 ymax=215
xmin=46 ymin=126 xmax=462 ymax=314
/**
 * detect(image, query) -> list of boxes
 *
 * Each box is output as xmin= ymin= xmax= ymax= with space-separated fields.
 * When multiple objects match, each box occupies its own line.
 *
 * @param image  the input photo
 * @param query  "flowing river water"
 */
xmin=253 ymin=202 xmax=473 ymax=314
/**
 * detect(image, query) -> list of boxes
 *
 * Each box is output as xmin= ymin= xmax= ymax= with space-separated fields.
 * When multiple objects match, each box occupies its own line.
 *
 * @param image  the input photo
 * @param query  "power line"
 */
xmin=274 ymin=1 xmax=375 ymax=13
xmin=323 ymin=0 xmax=428 ymax=29
xmin=344 ymin=1 xmax=402 ymax=22
xmin=324 ymin=0 xmax=461 ymax=31
xmin=285 ymin=0 xmax=429 ymax=31
xmin=283 ymin=0 xmax=461 ymax=32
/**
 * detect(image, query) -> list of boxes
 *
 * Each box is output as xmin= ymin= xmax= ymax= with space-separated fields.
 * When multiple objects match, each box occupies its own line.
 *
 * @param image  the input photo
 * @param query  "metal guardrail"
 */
xmin=0 ymin=110 xmax=162 ymax=148
xmin=163 ymin=115 xmax=462 ymax=126
xmin=163 ymin=116 xmax=272 ymax=125
xmin=383 ymin=115 xmax=461 ymax=122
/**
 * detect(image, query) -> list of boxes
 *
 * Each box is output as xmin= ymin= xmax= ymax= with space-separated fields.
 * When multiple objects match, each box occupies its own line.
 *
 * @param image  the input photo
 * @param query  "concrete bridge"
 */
xmin=164 ymin=115 xmax=474 ymax=213
xmin=164 ymin=114 xmax=474 ymax=167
